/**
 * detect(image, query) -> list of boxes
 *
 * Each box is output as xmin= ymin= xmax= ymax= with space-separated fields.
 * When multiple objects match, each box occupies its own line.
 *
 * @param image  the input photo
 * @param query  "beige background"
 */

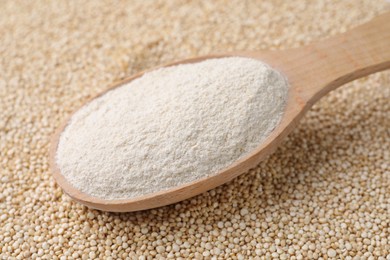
xmin=0 ymin=1 xmax=389 ymax=259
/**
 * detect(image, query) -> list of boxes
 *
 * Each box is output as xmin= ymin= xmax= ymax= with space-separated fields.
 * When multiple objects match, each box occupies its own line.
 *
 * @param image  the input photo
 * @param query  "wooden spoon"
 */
xmin=50 ymin=13 xmax=390 ymax=212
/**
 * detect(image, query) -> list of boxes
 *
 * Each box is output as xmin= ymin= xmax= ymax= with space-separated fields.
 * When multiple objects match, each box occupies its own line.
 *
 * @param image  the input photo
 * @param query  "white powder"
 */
xmin=56 ymin=57 xmax=288 ymax=200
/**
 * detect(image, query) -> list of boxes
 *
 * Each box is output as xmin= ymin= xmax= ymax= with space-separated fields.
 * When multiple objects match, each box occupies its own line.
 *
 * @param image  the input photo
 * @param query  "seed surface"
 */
xmin=0 ymin=1 xmax=389 ymax=259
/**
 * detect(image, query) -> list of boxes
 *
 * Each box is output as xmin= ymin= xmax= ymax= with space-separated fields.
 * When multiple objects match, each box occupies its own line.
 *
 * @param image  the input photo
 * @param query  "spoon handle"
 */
xmin=289 ymin=12 xmax=390 ymax=105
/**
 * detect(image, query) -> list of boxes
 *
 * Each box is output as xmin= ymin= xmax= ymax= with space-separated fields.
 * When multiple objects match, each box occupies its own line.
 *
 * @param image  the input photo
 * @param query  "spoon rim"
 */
xmin=50 ymin=52 xmax=302 ymax=211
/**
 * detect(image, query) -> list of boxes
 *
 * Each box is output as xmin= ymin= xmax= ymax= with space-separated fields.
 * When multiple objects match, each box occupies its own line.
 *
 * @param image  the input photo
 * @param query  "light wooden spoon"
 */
xmin=50 ymin=13 xmax=390 ymax=212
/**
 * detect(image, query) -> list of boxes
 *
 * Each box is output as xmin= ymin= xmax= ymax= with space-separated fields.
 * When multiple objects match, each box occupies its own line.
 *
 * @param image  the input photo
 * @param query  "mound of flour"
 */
xmin=56 ymin=57 xmax=288 ymax=200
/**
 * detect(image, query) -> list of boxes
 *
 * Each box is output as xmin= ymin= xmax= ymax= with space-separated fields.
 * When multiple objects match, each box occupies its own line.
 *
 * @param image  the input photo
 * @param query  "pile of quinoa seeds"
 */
xmin=0 ymin=1 xmax=389 ymax=259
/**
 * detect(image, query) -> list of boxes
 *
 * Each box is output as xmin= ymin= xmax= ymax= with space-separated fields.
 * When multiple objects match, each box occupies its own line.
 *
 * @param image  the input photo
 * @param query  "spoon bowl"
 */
xmin=50 ymin=13 xmax=390 ymax=212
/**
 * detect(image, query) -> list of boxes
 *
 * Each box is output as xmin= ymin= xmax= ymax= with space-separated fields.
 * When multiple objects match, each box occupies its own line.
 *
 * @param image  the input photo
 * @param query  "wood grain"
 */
xmin=50 ymin=12 xmax=390 ymax=212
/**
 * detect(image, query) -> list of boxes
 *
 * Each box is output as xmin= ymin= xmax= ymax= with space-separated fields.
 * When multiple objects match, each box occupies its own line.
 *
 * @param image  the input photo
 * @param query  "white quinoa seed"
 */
xmin=327 ymin=248 xmax=337 ymax=258
xmin=0 ymin=0 xmax=389 ymax=259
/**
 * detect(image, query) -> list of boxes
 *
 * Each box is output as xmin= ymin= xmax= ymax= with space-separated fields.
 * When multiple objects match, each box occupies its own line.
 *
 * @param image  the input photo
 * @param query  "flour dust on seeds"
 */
xmin=56 ymin=57 xmax=289 ymax=200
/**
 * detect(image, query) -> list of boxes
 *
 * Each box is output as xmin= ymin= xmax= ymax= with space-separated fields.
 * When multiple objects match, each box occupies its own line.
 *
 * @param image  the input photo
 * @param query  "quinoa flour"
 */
xmin=56 ymin=57 xmax=289 ymax=199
